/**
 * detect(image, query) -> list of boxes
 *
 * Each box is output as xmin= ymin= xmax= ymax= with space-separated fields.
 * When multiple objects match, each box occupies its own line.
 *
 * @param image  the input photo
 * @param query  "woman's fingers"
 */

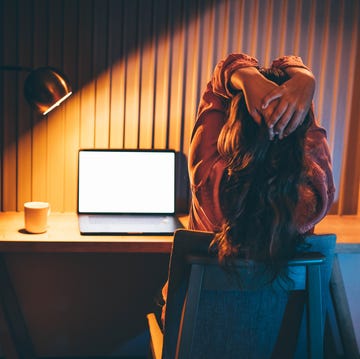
xmin=272 ymin=107 xmax=306 ymax=139
xmin=266 ymin=101 xmax=288 ymax=131
xmin=273 ymin=106 xmax=294 ymax=139
xmin=261 ymin=87 xmax=283 ymax=110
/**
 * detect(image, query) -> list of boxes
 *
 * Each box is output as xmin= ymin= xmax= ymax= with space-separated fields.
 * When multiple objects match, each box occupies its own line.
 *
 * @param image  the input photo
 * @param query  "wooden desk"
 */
xmin=0 ymin=212 xmax=359 ymax=250
xmin=0 ymin=212 xmax=359 ymax=357
xmin=314 ymin=214 xmax=360 ymax=250
xmin=0 ymin=212 xmax=189 ymax=358
xmin=0 ymin=212 xmax=189 ymax=253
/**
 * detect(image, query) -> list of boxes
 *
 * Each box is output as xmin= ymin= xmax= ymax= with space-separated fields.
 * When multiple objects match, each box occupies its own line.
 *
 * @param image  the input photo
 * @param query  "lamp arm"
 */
xmin=0 ymin=66 xmax=32 ymax=72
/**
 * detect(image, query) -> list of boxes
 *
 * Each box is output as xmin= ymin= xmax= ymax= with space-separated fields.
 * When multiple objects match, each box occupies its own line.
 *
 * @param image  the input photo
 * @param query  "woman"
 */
xmin=161 ymin=53 xmax=335 ymax=322
xmin=188 ymin=53 xmax=335 ymax=269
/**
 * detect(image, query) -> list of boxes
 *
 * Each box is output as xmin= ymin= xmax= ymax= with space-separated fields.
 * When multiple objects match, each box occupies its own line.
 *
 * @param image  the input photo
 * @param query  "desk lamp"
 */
xmin=0 ymin=66 xmax=72 ymax=115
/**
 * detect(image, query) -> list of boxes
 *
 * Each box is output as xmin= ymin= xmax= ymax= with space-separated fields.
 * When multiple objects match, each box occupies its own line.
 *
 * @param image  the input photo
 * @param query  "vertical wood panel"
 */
xmin=32 ymin=0 xmax=49 ymax=204
xmin=1 ymin=0 xmax=360 ymax=214
xmin=276 ymin=0 xmax=288 ymax=57
xmin=153 ymin=0 xmax=170 ymax=148
xmin=248 ymin=0 xmax=259 ymax=57
xmin=320 ymin=1 xmax=354 ymax=213
xmin=338 ymin=0 xmax=360 ymax=214
xmin=47 ymin=0 xmax=65 ymax=211
xmin=214 ymin=0 xmax=230 ymax=61
xmin=138 ymin=0 xmax=155 ymax=148
xmin=304 ymin=0 xmax=316 ymax=69
xmin=197 ymin=0 xmax=215 ymax=101
xmin=292 ymin=0 xmax=302 ymax=55
xmin=314 ymin=0 xmax=330 ymax=128
xmin=298 ymin=0 xmax=313 ymax=66
xmin=123 ymin=0 xmax=141 ymax=148
xmin=78 ymin=0 xmax=95 ymax=149
xmin=16 ymin=0 xmax=33 ymax=209
xmin=262 ymin=0 xmax=273 ymax=66
xmin=228 ymin=0 xmax=244 ymax=55
xmin=108 ymin=0 xmax=125 ymax=148
xmin=94 ymin=0 xmax=111 ymax=148
xmin=63 ymin=0 xmax=80 ymax=211
xmin=182 ymin=0 xmax=200 ymax=156
xmin=168 ymin=0 xmax=186 ymax=151
xmin=328 ymin=1 xmax=345 ymax=205
xmin=2 ymin=0 xmax=18 ymax=211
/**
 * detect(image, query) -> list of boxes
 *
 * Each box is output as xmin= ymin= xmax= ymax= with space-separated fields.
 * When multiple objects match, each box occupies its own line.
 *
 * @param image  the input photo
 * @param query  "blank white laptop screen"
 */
xmin=78 ymin=150 xmax=183 ymax=235
xmin=78 ymin=150 xmax=176 ymax=214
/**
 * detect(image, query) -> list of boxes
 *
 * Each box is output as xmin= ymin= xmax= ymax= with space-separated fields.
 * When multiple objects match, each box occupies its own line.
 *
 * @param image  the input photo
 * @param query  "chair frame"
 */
xmin=147 ymin=229 xmax=336 ymax=359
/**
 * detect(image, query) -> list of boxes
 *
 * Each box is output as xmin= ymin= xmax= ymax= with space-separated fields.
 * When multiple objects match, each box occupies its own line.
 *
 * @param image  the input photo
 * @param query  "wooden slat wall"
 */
xmin=1 ymin=0 xmax=359 ymax=213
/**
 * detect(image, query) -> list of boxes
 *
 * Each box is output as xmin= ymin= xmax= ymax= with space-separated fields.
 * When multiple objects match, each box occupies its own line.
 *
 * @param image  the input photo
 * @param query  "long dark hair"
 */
xmin=211 ymin=68 xmax=312 ymax=277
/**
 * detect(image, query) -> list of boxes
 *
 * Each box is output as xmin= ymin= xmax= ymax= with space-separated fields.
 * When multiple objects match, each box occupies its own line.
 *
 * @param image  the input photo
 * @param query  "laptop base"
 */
xmin=78 ymin=214 xmax=183 ymax=235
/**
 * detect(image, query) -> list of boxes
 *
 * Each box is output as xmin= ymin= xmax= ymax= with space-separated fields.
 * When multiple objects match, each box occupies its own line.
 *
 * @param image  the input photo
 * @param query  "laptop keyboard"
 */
xmin=89 ymin=215 xmax=169 ymax=225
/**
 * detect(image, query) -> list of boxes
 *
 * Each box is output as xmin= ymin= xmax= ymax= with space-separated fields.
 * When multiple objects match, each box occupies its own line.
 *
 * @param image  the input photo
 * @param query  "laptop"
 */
xmin=77 ymin=149 xmax=184 ymax=235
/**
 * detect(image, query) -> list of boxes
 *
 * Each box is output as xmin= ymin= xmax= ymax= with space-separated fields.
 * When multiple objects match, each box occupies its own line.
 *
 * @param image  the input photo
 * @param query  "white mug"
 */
xmin=24 ymin=202 xmax=50 ymax=234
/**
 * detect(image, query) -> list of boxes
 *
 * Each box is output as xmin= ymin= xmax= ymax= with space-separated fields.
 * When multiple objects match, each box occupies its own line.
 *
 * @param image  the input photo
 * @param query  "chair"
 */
xmin=147 ymin=229 xmax=336 ymax=359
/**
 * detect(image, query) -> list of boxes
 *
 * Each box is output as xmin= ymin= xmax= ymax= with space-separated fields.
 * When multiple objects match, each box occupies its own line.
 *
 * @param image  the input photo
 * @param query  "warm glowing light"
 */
xmin=42 ymin=91 xmax=73 ymax=115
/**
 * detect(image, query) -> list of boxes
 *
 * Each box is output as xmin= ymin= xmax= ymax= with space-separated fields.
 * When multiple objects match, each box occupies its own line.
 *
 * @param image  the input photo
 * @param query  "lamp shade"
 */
xmin=24 ymin=67 xmax=72 ymax=115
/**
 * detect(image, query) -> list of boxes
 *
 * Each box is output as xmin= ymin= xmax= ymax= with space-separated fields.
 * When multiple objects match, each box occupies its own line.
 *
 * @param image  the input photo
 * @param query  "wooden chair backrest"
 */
xmin=162 ymin=229 xmax=336 ymax=359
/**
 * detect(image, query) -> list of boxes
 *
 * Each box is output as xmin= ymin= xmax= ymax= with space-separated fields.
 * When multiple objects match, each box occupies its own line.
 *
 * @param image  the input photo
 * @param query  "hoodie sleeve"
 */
xmin=189 ymin=53 xmax=259 ymax=189
xmin=188 ymin=54 xmax=259 ymax=231
xmin=271 ymin=55 xmax=310 ymax=71
xmin=294 ymin=120 xmax=335 ymax=233
xmin=271 ymin=56 xmax=335 ymax=231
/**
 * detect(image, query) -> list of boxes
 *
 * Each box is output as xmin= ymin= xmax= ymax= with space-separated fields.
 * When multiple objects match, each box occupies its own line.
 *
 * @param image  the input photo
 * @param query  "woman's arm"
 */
xmin=188 ymin=53 xmax=260 ymax=231
xmin=230 ymin=66 xmax=279 ymax=127
xmin=295 ymin=122 xmax=335 ymax=233
xmin=190 ymin=54 xmax=260 ymax=187
xmin=230 ymin=55 xmax=315 ymax=140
